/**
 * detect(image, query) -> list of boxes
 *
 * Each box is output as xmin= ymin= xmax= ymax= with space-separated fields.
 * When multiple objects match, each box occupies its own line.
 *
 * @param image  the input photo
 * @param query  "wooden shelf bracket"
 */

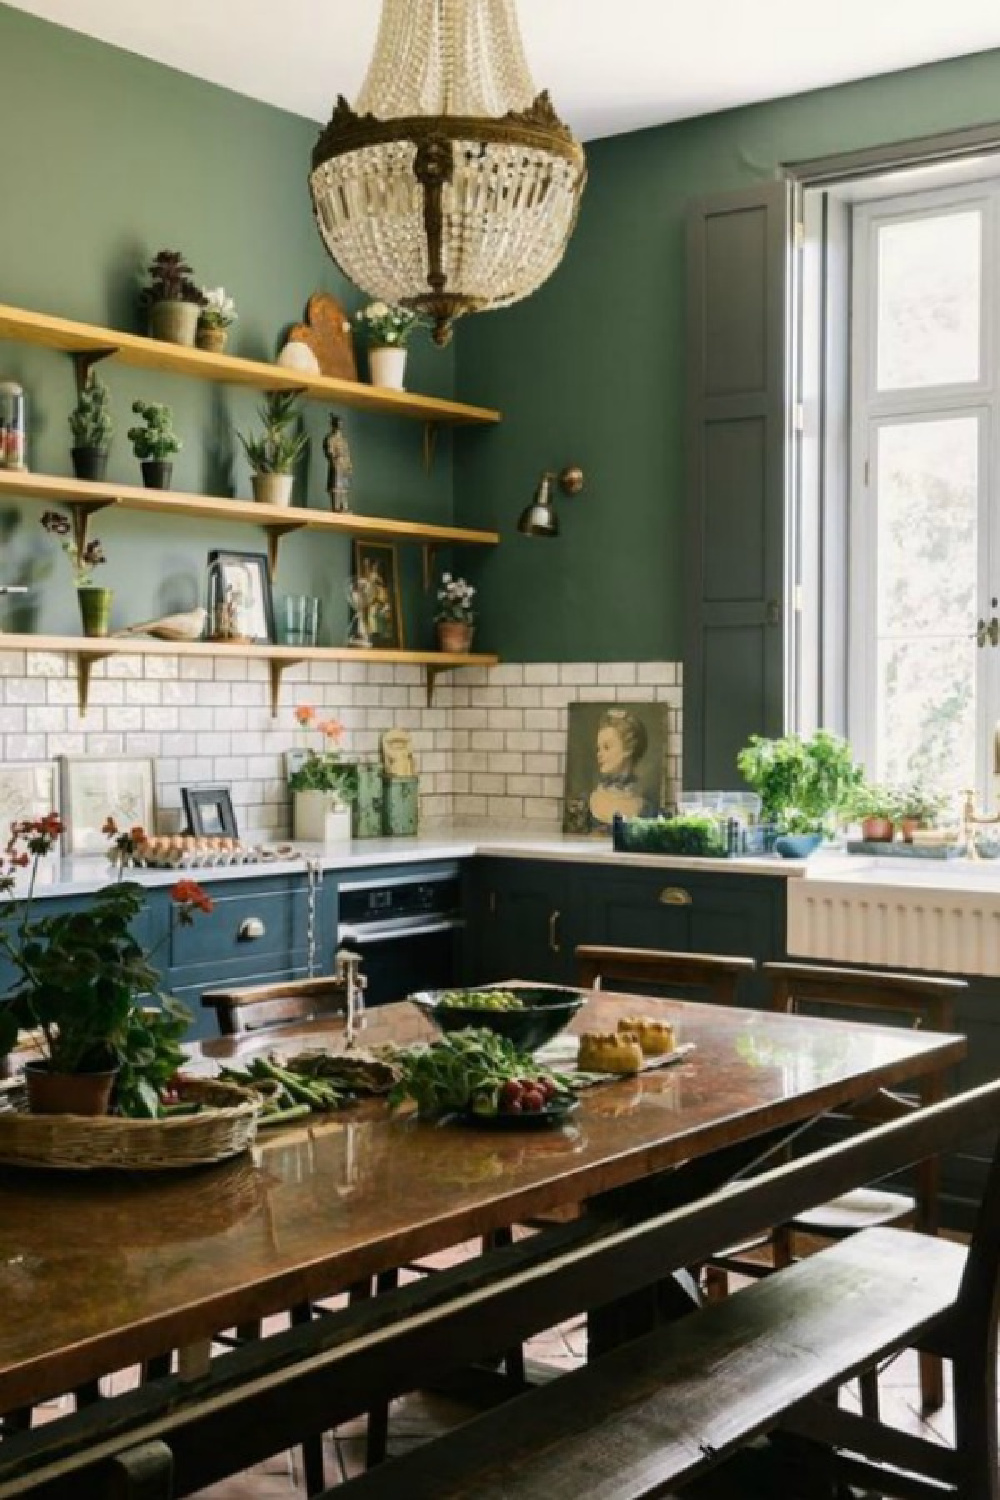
xmin=72 ymin=348 xmax=118 ymax=394
xmin=268 ymin=657 xmax=305 ymax=718
xmin=76 ymin=646 xmax=116 ymax=716
xmin=262 ymin=519 xmax=309 ymax=574
xmin=423 ymin=422 xmax=439 ymax=474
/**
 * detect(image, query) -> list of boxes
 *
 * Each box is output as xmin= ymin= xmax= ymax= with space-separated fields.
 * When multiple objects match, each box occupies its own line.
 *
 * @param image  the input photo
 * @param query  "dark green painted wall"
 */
xmin=455 ymin=47 xmax=1000 ymax=661
xmin=0 ymin=5 xmax=455 ymax=647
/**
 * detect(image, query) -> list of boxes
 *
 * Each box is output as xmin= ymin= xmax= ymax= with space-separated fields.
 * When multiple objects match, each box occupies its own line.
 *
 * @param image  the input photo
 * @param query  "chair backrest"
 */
xmin=576 ymin=944 xmax=755 ymax=1006
xmin=201 ymin=976 xmax=349 ymax=1036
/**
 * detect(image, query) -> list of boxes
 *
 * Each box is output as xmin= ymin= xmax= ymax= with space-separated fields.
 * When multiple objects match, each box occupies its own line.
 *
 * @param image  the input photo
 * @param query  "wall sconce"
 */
xmin=516 ymin=465 xmax=585 ymax=538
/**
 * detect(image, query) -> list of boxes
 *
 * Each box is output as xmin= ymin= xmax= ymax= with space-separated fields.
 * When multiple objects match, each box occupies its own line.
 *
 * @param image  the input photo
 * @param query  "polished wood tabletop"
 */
xmin=0 ymin=992 xmax=965 ymax=1413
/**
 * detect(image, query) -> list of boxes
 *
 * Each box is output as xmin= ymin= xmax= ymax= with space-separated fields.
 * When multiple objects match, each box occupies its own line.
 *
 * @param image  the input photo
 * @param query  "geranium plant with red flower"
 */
xmin=0 ymin=815 xmax=214 ymax=1116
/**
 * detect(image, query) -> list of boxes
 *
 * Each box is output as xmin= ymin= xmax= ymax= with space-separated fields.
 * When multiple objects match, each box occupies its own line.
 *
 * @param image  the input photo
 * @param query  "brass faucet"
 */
xmin=335 ymin=947 xmax=367 ymax=1045
xmin=961 ymin=788 xmax=1000 ymax=860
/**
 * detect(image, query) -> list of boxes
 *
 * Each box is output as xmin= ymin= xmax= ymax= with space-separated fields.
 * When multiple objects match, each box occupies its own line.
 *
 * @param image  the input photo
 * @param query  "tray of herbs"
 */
xmin=387 ymin=1029 xmax=580 ymax=1128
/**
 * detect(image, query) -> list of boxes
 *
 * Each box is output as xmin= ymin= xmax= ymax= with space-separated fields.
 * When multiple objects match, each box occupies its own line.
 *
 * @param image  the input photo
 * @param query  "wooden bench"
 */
xmin=2 ymin=1080 xmax=998 ymax=1500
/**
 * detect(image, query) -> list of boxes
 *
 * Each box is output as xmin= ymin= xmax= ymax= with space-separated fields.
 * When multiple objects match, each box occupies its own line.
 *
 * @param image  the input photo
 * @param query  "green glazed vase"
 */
xmin=77 ymin=585 xmax=113 ymax=638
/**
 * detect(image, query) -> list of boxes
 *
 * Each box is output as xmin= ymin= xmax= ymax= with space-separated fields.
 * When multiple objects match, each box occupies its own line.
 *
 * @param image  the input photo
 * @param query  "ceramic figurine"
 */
xmin=324 ymin=414 xmax=352 ymax=512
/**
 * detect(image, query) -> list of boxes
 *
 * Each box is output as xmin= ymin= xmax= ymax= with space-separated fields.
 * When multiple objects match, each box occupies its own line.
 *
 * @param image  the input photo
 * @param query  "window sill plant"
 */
xmin=289 ymin=705 xmax=356 ymax=847
xmin=0 ymin=816 xmax=213 ymax=1116
xmin=737 ymin=730 xmax=863 ymax=858
xmin=68 ymin=371 xmax=113 ymax=483
xmin=40 ymin=507 xmax=111 ymax=638
xmin=196 ymin=287 xmax=237 ymax=354
xmin=354 ymin=302 xmax=424 ymax=390
xmin=434 ymin=572 xmax=476 ymax=654
xmin=140 ymin=249 xmax=207 ymax=348
xmin=238 ymin=391 xmax=308 ymax=508
xmin=128 ymin=400 xmax=181 ymax=490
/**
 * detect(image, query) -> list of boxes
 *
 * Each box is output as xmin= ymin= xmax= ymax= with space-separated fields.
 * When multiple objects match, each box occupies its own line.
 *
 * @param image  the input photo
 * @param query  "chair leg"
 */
xmin=858 ymin=1368 xmax=880 ymax=1422
xmin=142 ymin=1353 xmax=172 ymax=1382
xmin=772 ymin=1224 xmax=794 ymax=1270
xmin=73 ymin=1380 xmax=102 ymax=1409
xmin=703 ymin=1265 xmax=730 ymax=1301
xmin=289 ymin=1303 xmax=326 ymax=1496
xmin=358 ymin=1272 xmax=399 ymax=1470
xmin=918 ymin=1349 xmax=945 ymax=1414
xmin=483 ymin=1227 xmax=526 ymax=1384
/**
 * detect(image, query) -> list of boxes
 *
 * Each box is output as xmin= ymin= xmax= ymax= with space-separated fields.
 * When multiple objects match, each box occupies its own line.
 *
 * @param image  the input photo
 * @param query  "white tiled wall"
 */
xmin=0 ymin=651 xmax=682 ymax=839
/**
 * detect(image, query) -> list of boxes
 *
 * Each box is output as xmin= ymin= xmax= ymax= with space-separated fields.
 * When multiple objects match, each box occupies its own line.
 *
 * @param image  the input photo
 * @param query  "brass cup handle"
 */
xmin=659 ymin=887 xmax=692 ymax=907
xmin=238 ymin=917 xmax=266 ymax=941
xmin=548 ymin=909 xmax=562 ymax=954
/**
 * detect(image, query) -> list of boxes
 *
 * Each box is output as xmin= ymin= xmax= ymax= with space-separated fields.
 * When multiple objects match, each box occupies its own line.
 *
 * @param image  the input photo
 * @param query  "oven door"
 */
xmin=337 ymin=915 xmax=464 ymax=1007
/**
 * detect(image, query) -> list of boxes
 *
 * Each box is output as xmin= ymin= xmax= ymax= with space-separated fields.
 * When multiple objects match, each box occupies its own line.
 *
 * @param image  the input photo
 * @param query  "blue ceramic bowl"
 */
xmin=773 ymin=832 xmax=823 ymax=859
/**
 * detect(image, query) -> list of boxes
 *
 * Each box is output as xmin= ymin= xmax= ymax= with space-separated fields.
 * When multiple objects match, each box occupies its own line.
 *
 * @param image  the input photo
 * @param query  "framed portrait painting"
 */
xmin=561 ymin=702 xmax=672 ymax=836
xmin=351 ymin=541 xmax=404 ymax=649
xmin=59 ymin=756 xmax=156 ymax=855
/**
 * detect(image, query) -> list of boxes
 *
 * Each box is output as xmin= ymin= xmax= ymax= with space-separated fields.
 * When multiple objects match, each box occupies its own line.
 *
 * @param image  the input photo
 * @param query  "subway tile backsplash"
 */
xmin=0 ymin=652 xmax=683 ymax=840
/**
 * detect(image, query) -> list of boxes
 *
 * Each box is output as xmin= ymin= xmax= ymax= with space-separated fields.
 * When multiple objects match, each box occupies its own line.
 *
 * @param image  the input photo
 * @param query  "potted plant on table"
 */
xmin=196 ymin=286 xmax=238 ymax=354
xmin=238 ymin=392 xmax=308 ymax=507
xmin=139 ymin=249 xmax=207 ymax=347
xmin=128 ymin=400 xmax=181 ymax=489
xmin=434 ymin=573 xmax=476 ymax=653
xmin=39 ymin=507 xmax=111 ymax=637
xmin=737 ymin=730 xmax=863 ymax=858
xmin=68 ymin=372 xmax=113 ymax=482
xmin=0 ymin=816 xmax=213 ymax=1116
xmin=288 ymin=704 xmax=356 ymax=846
xmin=354 ymin=302 xmax=424 ymax=390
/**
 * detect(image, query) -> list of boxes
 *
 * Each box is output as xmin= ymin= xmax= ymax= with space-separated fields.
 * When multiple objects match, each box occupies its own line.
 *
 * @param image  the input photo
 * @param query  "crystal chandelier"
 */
xmin=309 ymin=0 xmax=587 ymax=347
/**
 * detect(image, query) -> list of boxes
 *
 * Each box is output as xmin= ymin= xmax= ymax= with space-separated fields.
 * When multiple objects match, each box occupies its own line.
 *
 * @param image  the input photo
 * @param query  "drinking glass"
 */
xmin=279 ymin=594 xmax=321 ymax=646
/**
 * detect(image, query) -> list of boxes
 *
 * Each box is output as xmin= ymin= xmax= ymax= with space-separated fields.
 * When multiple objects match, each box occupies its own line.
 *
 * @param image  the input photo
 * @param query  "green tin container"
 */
xmin=353 ymin=761 xmax=385 ymax=839
xmin=383 ymin=775 xmax=419 ymax=837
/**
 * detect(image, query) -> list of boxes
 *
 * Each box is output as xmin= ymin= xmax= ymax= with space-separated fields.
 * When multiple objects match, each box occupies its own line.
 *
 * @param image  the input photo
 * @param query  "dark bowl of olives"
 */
xmin=408 ymin=984 xmax=588 ymax=1052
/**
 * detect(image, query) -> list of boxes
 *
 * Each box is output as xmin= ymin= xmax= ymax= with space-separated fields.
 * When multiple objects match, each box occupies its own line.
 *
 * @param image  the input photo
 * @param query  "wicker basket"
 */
xmin=0 ymin=1076 xmax=261 ymax=1171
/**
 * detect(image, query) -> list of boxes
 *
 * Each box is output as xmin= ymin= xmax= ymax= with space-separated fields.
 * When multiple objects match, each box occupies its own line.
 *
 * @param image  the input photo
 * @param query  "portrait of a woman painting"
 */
xmin=562 ymin=702 xmax=670 ymax=835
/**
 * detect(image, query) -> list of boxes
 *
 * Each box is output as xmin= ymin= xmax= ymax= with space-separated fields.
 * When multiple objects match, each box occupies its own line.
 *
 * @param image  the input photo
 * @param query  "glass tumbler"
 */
xmin=280 ymin=594 xmax=321 ymax=647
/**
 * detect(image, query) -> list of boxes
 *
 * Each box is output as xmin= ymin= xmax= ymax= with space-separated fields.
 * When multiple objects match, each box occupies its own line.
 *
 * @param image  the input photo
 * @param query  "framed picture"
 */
xmin=206 ymin=549 xmax=274 ymax=645
xmin=59 ymin=756 xmax=156 ymax=855
xmin=561 ymin=702 xmax=672 ymax=836
xmin=351 ymin=541 xmax=404 ymax=649
xmin=0 ymin=763 xmax=60 ymax=888
xmin=182 ymin=786 xmax=239 ymax=839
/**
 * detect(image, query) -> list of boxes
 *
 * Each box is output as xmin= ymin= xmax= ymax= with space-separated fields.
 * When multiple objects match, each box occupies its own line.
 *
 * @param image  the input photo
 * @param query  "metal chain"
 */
xmin=303 ymin=855 xmax=322 ymax=977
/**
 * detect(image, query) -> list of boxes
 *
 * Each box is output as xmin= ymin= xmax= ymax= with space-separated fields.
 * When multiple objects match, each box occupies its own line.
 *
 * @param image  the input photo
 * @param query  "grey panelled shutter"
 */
xmin=684 ymin=180 xmax=792 ymax=790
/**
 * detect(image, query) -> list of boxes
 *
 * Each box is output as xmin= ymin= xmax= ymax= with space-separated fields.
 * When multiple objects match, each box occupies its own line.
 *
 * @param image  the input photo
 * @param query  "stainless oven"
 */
xmin=337 ymin=869 xmax=464 ymax=1007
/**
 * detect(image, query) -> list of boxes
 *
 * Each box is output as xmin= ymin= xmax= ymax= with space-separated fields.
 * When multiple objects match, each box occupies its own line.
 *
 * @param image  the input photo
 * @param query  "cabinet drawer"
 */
xmin=169 ymin=881 xmax=312 ymax=975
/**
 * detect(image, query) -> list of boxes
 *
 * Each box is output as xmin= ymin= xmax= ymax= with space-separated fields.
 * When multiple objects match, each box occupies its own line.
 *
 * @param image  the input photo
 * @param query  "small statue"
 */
xmin=345 ymin=575 xmax=374 ymax=648
xmin=324 ymin=414 xmax=352 ymax=512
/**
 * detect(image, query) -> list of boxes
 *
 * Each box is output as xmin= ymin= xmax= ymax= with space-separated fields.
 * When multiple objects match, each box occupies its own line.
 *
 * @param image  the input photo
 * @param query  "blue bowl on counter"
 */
xmin=773 ymin=832 xmax=823 ymax=859
xmin=408 ymin=984 xmax=587 ymax=1052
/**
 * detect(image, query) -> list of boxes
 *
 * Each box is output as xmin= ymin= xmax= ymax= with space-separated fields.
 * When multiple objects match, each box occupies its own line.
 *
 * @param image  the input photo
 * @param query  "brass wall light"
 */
xmin=516 ymin=466 xmax=585 ymax=538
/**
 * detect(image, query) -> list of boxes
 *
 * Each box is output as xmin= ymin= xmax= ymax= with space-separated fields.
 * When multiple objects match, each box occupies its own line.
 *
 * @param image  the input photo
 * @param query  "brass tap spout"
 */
xmin=961 ymin=788 xmax=1000 ymax=861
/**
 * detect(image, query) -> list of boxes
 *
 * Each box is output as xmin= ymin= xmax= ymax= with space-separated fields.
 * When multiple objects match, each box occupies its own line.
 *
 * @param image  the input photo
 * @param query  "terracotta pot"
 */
xmin=71 ymin=446 xmax=109 ymax=482
xmin=77 ymin=585 xmax=113 ymax=638
xmin=252 ymin=473 xmax=294 ymax=507
xmin=25 ymin=1061 xmax=118 ymax=1116
xmin=861 ymin=816 xmax=895 ymax=843
xmin=149 ymin=299 xmax=200 ymax=347
xmin=196 ymin=325 xmax=228 ymax=354
xmin=436 ymin=620 xmax=474 ymax=654
xmin=899 ymin=817 xmax=923 ymax=844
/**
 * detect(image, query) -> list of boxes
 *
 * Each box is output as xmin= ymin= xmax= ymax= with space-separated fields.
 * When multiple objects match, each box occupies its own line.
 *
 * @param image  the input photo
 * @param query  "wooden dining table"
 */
xmin=0 ymin=990 xmax=966 ymax=1419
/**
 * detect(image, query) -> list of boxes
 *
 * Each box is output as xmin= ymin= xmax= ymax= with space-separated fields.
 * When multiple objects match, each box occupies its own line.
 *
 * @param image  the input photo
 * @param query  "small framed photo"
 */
xmin=59 ymin=755 xmax=156 ymax=855
xmin=352 ymin=540 xmax=404 ymax=649
xmin=182 ymin=786 xmax=239 ymax=839
xmin=0 ymin=763 xmax=60 ymax=888
xmin=562 ymin=702 xmax=673 ymax=836
xmin=206 ymin=549 xmax=274 ymax=645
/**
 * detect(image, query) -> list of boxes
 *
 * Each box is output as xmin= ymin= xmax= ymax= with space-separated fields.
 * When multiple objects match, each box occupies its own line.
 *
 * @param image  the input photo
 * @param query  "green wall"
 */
xmin=455 ymin=46 xmax=1000 ymax=661
xmin=0 ymin=4 xmax=456 ymax=646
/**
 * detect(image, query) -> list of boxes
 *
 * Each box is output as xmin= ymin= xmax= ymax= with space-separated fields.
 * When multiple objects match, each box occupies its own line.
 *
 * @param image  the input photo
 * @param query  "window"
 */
xmin=848 ymin=184 xmax=999 ymax=796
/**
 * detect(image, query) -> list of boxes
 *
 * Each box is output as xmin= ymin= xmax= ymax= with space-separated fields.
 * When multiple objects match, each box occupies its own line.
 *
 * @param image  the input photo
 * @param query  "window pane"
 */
xmin=875 ymin=418 xmax=977 ymax=792
xmin=876 ymin=210 xmax=981 ymax=390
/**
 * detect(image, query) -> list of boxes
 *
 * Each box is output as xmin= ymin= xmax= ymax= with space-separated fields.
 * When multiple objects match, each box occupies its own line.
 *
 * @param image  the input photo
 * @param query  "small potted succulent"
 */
xmin=139 ymin=249 xmax=207 ymax=347
xmin=238 ymin=392 xmax=308 ymax=507
xmin=434 ymin=573 xmax=476 ymax=653
xmin=354 ymin=302 xmax=424 ymax=390
xmin=737 ymin=730 xmax=864 ymax=858
xmin=40 ymin=508 xmax=111 ymax=637
xmin=197 ymin=286 xmax=238 ymax=354
xmin=128 ymin=400 xmax=181 ymax=489
xmin=68 ymin=372 xmax=113 ymax=482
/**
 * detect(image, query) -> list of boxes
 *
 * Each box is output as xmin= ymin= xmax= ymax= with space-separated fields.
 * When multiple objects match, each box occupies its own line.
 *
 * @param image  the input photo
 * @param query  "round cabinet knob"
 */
xmin=238 ymin=917 xmax=266 ymax=941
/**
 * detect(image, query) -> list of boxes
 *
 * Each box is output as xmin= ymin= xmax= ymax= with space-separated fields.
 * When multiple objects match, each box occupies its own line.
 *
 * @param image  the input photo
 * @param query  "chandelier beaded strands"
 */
xmin=309 ymin=0 xmax=587 ymax=346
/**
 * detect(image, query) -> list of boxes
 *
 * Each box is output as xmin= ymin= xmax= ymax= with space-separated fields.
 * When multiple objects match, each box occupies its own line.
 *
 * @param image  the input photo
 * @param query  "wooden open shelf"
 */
xmin=0 ymin=470 xmax=499 ymax=575
xmin=0 ymin=634 xmax=497 ymax=717
xmin=0 ymin=303 xmax=501 ymax=428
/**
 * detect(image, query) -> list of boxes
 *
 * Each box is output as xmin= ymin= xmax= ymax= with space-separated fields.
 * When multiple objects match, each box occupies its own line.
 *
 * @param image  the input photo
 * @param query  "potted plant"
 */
xmin=0 ymin=816 xmax=213 ymax=1116
xmin=736 ymin=730 xmax=863 ymax=858
xmin=197 ymin=286 xmax=237 ymax=354
xmin=289 ymin=704 xmax=356 ymax=846
xmin=68 ymin=372 xmax=113 ymax=482
xmin=238 ymin=392 xmax=308 ymax=507
xmin=354 ymin=302 xmax=424 ymax=390
xmin=139 ymin=249 xmax=207 ymax=347
xmin=849 ymin=782 xmax=899 ymax=843
xmin=894 ymin=782 xmax=947 ymax=843
xmin=434 ymin=572 xmax=476 ymax=653
xmin=128 ymin=399 xmax=181 ymax=489
xmin=39 ymin=507 xmax=111 ymax=637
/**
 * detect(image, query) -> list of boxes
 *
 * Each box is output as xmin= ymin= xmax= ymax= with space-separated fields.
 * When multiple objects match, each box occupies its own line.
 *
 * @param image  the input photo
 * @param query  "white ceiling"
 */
xmin=8 ymin=0 xmax=1000 ymax=141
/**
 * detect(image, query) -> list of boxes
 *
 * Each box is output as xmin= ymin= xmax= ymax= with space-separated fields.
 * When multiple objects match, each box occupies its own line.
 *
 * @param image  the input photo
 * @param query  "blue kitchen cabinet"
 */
xmin=464 ymin=858 xmax=582 ymax=986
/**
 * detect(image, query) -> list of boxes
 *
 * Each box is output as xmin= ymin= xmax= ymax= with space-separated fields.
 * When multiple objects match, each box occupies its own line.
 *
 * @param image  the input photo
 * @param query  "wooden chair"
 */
xmin=201 ymin=974 xmax=350 ymax=1035
xmin=717 ymin=959 xmax=965 ymax=1416
xmin=575 ymin=944 xmax=756 ymax=1005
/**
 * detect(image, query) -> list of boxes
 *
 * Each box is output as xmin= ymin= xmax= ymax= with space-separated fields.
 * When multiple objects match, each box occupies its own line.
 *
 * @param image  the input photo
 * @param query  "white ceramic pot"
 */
xmin=293 ymin=790 xmax=352 ymax=847
xmin=252 ymin=472 xmax=294 ymax=507
xmin=368 ymin=345 xmax=407 ymax=390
